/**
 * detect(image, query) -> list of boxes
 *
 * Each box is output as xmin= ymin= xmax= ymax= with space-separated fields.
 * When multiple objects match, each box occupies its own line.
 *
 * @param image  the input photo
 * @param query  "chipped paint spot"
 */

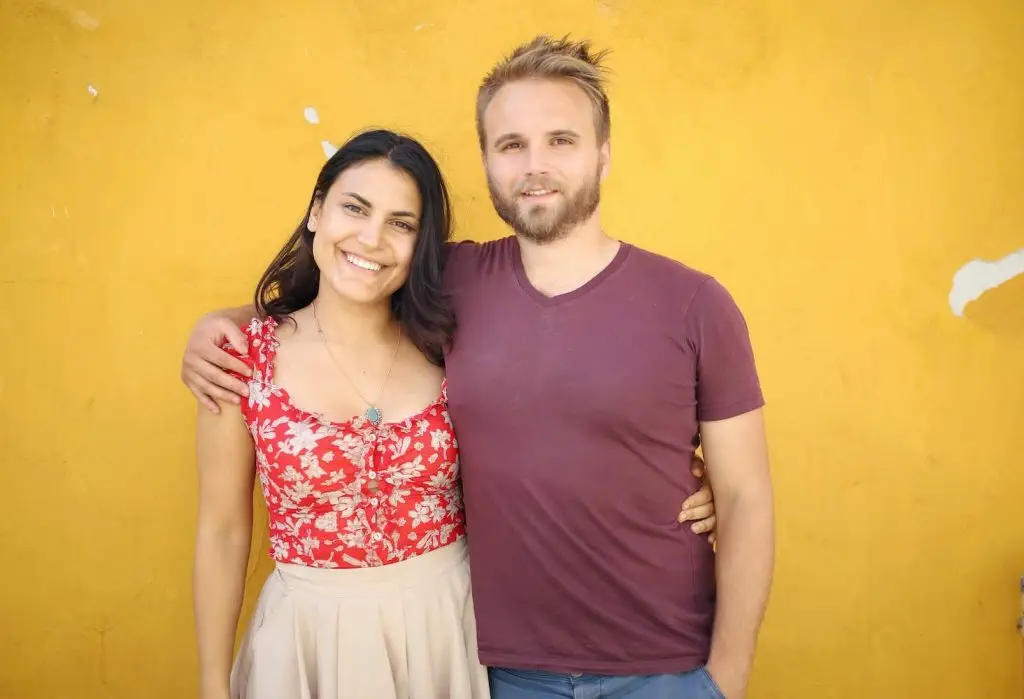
xmin=87 ymin=84 xmax=98 ymax=98
xmin=949 ymin=248 xmax=1024 ymax=316
xmin=321 ymin=141 xmax=338 ymax=158
xmin=414 ymin=23 xmax=434 ymax=31
xmin=304 ymin=107 xmax=319 ymax=125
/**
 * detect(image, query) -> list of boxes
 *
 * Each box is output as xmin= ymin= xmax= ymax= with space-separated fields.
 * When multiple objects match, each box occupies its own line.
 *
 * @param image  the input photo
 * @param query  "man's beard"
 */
xmin=487 ymin=169 xmax=601 ymax=245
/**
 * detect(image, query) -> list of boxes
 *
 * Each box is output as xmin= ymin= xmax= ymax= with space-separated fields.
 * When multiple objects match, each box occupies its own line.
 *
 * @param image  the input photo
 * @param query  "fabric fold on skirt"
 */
xmin=230 ymin=538 xmax=489 ymax=699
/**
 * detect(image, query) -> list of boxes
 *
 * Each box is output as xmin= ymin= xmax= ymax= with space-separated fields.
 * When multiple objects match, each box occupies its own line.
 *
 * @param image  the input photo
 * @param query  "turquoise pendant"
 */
xmin=365 ymin=406 xmax=382 ymax=425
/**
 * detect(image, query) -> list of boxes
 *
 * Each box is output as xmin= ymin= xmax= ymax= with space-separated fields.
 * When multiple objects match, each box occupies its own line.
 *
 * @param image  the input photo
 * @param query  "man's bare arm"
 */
xmin=701 ymin=408 xmax=774 ymax=699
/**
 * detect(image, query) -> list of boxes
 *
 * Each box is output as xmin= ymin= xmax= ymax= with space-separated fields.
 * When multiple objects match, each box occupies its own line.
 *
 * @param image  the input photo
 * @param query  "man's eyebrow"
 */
xmin=549 ymin=129 xmax=581 ymax=140
xmin=492 ymin=132 xmax=523 ymax=148
xmin=492 ymin=130 xmax=581 ymax=148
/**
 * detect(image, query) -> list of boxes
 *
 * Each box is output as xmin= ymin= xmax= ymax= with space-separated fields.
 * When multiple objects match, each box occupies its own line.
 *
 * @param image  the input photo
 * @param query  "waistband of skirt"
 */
xmin=272 ymin=537 xmax=468 ymax=595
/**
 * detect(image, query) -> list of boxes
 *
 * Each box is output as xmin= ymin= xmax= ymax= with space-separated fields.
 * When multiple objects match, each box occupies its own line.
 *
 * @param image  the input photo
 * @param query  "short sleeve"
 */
xmin=442 ymin=239 xmax=483 ymax=292
xmin=684 ymin=277 xmax=765 ymax=422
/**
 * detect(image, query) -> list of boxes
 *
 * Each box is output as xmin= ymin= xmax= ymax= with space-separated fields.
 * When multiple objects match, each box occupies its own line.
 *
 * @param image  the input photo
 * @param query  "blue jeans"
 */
xmin=488 ymin=666 xmax=726 ymax=699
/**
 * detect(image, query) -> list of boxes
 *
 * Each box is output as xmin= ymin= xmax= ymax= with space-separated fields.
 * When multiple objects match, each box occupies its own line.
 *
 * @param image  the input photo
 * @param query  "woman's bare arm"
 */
xmin=193 ymin=400 xmax=256 ymax=699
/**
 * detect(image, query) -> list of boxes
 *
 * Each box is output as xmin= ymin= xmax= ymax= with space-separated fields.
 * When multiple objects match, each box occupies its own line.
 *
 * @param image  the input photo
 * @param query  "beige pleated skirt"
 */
xmin=230 ymin=537 xmax=490 ymax=699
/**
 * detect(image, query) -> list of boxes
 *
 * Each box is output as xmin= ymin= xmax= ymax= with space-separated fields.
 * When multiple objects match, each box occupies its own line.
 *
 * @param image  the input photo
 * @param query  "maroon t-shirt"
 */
xmin=443 ymin=236 xmax=764 ymax=675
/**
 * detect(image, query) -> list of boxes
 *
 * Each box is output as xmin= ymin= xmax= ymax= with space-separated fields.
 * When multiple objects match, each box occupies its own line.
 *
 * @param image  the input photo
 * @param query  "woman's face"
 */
xmin=309 ymin=159 xmax=422 ymax=306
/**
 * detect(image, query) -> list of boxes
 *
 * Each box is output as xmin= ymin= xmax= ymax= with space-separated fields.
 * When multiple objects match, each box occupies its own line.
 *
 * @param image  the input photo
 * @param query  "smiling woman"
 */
xmin=255 ymin=129 xmax=454 ymax=366
xmin=308 ymin=160 xmax=421 ymax=308
xmin=189 ymin=129 xmax=491 ymax=699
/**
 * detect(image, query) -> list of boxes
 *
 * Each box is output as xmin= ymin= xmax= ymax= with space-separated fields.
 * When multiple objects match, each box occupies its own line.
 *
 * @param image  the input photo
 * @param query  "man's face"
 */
xmin=482 ymin=78 xmax=610 ymax=244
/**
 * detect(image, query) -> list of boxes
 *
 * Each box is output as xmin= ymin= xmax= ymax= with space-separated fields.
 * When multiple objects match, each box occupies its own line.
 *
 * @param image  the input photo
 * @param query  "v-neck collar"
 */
xmin=511 ymin=239 xmax=632 ymax=308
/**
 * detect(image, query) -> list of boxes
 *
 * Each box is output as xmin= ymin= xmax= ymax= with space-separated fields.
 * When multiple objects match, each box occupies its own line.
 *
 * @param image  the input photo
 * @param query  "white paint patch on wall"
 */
xmin=322 ymin=141 xmax=338 ymax=158
xmin=87 ymin=84 xmax=98 ymax=97
xmin=304 ymin=107 xmax=320 ymax=125
xmin=948 ymin=248 xmax=1024 ymax=316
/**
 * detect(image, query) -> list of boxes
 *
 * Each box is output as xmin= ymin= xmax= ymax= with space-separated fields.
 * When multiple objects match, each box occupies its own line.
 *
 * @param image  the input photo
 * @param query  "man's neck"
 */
xmin=516 ymin=215 xmax=621 ymax=298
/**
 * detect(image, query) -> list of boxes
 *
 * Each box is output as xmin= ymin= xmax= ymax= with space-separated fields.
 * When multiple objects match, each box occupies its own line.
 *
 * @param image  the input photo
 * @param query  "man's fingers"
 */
xmin=185 ymin=362 xmax=242 ymax=406
xmin=195 ymin=375 xmax=242 ymax=406
xmin=220 ymin=320 xmax=248 ymax=355
xmin=203 ymin=343 xmax=252 ymax=378
xmin=186 ymin=380 xmax=222 ymax=414
xmin=208 ymin=385 xmax=242 ymax=405
xmin=197 ymin=392 xmax=221 ymax=415
xmin=191 ymin=353 xmax=249 ymax=395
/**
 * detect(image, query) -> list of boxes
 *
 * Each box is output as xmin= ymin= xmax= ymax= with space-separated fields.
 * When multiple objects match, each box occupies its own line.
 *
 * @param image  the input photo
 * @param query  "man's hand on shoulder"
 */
xmin=181 ymin=306 xmax=257 ymax=412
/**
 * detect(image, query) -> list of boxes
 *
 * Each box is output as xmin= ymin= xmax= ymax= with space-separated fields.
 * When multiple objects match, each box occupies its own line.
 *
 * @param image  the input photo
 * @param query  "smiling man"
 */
xmin=181 ymin=35 xmax=773 ymax=699
xmin=440 ymin=37 xmax=775 ymax=699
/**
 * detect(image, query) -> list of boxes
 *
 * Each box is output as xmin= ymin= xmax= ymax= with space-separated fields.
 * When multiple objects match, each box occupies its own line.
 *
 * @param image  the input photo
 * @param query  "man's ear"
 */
xmin=599 ymin=139 xmax=612 ymax=182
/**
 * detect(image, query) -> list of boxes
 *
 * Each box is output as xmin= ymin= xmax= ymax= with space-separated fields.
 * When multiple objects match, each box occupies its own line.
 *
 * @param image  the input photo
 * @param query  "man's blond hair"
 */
xmin=475 ymin=35 xmax=611 ymax=151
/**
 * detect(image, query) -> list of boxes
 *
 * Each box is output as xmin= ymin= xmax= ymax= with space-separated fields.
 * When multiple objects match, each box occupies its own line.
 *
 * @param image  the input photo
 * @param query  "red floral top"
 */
xmin=226 ymin=316 xmax=466 ymax=568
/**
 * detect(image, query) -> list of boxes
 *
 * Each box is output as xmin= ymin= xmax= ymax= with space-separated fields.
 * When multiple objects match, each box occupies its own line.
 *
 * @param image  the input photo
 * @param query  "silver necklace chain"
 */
xmin=311 ymin=300 xmax=401 ymax=425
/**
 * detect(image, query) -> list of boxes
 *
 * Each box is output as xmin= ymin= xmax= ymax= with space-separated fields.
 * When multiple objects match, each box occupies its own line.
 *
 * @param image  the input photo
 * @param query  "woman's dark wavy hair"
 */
xmin=254 ymin=129 xmax=454 ymax=366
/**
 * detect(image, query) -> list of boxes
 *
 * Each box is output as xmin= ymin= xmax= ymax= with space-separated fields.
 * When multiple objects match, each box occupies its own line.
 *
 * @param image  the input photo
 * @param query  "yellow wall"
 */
xmin=2 ymin=0 xmax=1021 ymax=697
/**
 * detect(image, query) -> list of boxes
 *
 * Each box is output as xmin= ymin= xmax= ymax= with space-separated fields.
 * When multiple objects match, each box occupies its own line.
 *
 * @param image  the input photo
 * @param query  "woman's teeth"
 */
xmin=345 ymin=253 xmax=382 ymax=272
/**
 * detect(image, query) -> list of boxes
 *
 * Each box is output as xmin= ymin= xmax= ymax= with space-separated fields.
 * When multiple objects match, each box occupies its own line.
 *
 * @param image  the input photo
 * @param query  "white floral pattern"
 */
xmin=227 ymin=316 xmax=465 ymax=568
